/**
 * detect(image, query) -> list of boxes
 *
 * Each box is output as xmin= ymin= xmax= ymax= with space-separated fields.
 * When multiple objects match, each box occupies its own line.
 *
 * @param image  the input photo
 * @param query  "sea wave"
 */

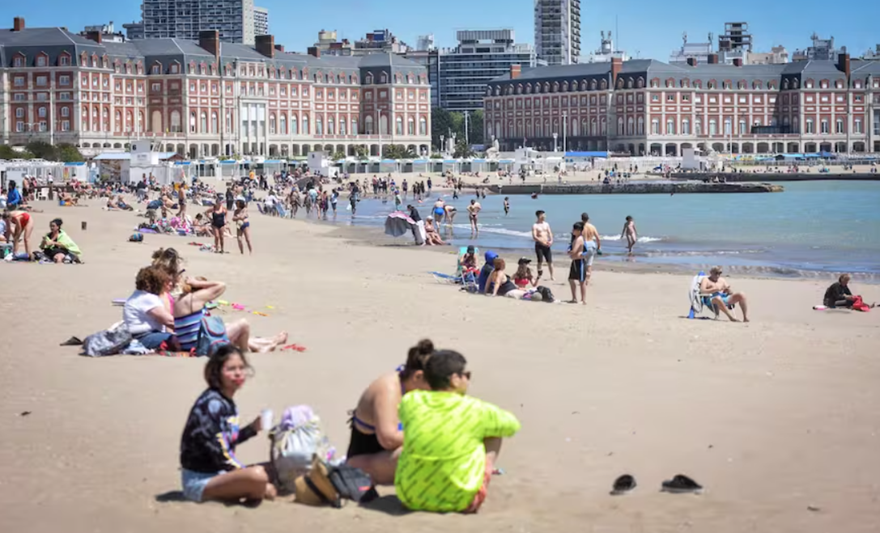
xmin=450 ymin=224 xmax=532 ymax=239
xmin=600 ymin=234 xmax=665 ymax=243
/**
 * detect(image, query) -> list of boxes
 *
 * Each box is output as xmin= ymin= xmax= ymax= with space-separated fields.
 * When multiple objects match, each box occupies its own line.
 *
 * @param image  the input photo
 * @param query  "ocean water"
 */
xmin=323 ymin=181 xmax=880 ymax=280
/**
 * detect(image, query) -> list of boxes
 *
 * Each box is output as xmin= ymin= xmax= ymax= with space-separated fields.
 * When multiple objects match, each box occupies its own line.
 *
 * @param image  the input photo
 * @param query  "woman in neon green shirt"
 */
xmin=395 ymin=350 xmax=521 ymax=513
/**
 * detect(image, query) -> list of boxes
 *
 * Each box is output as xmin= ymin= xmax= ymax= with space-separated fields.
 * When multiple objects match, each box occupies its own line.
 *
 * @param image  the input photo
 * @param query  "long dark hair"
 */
xmin=400 ymin=339 xmax=434 ymax=380
xmin=204 ymin=344 xmax=252 ymax=391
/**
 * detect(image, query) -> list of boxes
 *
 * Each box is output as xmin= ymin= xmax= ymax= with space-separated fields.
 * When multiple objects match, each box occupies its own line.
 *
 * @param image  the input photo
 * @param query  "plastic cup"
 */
xmin=261 ymin=409 xmax=274 ymax=431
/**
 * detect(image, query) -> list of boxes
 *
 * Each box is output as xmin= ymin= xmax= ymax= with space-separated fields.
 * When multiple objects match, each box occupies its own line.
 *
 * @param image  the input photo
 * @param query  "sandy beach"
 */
xmin=2 ymin=200 xmax=879 ymax=533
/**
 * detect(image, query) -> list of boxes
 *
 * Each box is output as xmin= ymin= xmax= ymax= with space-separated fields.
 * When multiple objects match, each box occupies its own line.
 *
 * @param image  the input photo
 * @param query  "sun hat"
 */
xmin=294 ymin=458 xmax=339 ymax=506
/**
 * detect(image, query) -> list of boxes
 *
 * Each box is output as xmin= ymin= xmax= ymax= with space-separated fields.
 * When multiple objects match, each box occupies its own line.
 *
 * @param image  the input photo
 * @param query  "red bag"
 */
xmin=852 ymin=296 xmax=871 ymax=312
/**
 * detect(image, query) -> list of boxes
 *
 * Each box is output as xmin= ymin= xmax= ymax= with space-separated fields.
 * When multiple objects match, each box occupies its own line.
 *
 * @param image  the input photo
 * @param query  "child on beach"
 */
xmin=179 ymin=345 xmax=276 ymax=503
xmin=621 ymin=216 xmax=638 ymax=253
xmin=395 ymin=350 xmax=520 ymax=513
xmin=568 ymin=222 xmax=587 ymax=305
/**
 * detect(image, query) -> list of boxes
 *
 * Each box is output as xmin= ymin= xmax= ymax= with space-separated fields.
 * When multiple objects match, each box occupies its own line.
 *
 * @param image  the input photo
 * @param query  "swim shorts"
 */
xmin=569 ymin=259 xmax=586 ymax=282
xmin=181 ymin=468 xmax=224 ymax=502
xmin=535 ymin=243 xmax=552 ymax=264
xmin=583 ymin=242 xmax=597 ymax=267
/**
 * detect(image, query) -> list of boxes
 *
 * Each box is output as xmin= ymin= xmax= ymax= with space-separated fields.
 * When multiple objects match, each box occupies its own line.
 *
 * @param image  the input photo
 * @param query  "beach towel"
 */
xmin=55 ymin=230 xmax=82 ymax=258
xmin=852 ymin=296 xmax=871 ymax=312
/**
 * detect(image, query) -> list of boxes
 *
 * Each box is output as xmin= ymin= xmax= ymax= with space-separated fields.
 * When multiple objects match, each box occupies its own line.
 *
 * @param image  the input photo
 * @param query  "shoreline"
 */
xmin=290 ymin=211 xmax=876 ymax=284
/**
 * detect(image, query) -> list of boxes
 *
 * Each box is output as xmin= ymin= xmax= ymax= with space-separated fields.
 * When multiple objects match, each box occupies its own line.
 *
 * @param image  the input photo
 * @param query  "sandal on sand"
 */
xmin=661 ymin=474 xmax=702 ymax=494
xmin=280 ymin=344 xmax=307 ymax=352
xmin=611 ymin=474 xmax=637 ymax=495
xmin=60 ymin=336 xmax=84 ymax=346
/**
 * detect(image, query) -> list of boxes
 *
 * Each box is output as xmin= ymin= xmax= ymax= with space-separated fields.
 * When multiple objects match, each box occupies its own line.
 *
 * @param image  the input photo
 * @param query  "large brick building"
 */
xmin=0 ymin=17 xmax=432 ymax=159
xmin=485 ymin=55 xmax=880 ymax=155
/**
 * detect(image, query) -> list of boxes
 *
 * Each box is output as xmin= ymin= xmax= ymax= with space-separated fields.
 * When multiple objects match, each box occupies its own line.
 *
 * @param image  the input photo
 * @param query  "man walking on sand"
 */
xmin=532 ymin=210 xmax=554 ymax=281
xmin=580 ymin=212 xmax=601 ymax=285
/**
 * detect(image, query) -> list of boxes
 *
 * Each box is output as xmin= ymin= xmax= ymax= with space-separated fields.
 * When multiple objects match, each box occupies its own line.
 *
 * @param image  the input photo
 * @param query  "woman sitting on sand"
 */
xmin=123 ymin=266 xmax=180 ymax=351
xmin=485 ymin=257 xmax=526 ymax=299
xmin=40 ymin=218 xmax=82 ymax=264
xmin=345 ymin=339 xmax=433 ymax=485
xmin=2 ymin=209 xmax=35 ymax=258
xmin=179 ymin=345 xmax=277 ymax=503
xmin=173 ymin=276 xmax=287 ymax=354
xmin=192 ymin=214 xmax=212 ymax=237
xmin=424 ymin=217 xmax=446 ymax=246
xmin=513 ymin=257 xmax=539 ymax=289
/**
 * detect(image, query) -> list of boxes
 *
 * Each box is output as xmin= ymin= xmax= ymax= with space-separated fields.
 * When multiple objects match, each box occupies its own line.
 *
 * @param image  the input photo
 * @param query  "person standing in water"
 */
xmin=467 ymin=199 xmax=481 ymax=235
xmin=531 ymin=210 xmax=554 ymax=281
xmin=503 ymin=197 xmax=510 ymax=216
xmin=620 ymin=216 xmax=638 ymax=254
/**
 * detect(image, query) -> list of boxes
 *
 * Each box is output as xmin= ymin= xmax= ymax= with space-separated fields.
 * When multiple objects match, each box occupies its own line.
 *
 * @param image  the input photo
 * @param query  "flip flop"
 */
xmin=611 ymin=474 xmax=637 ymax=495
xmin=280 ymin=344 xmax=307 ymax=352
xmin=661 ymin=474 xmax=702 ymax=494
xmin=60 ymin=336 xmax=83 ymax=346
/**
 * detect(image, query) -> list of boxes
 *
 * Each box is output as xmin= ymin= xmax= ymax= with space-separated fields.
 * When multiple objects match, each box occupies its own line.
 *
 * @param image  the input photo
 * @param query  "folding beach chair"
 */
xmin=456 ymin=246 xmax=479 ymax=292
xmin=688 ymin=271 xmax=736 ymax=320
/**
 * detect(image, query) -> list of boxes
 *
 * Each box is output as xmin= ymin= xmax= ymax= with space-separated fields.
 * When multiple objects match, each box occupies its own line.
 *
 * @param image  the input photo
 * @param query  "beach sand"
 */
xmin=1 ymin=201 xmax=879 ymax=533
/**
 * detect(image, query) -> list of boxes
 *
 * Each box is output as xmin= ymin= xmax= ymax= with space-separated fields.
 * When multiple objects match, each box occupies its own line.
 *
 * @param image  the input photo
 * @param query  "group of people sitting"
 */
xmin=2 ymin=211 xmax=82 ymax=264
xmin=178 ymin=339 xmax=520 ymax=514
xmin=122 ymin=248 xmax=285 ymax=352
xmin=457 ymin=247 xmax=555 ymax=302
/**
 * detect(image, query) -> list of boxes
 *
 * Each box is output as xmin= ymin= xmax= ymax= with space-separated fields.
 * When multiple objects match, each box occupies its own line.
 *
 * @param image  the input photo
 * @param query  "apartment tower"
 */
xmin=534 ymin=0 xmax=581 ymax=65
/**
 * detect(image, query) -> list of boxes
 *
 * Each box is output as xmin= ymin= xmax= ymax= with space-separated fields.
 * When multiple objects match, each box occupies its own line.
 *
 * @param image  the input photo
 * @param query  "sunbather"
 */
xmin=123 ymin=266 xmax=180 ymax=350
xmin=40 ymin=218 xmax=82 ymax=263
xmin=424 ymin=217 xmax=445 ymax=246
xmin=345 ymin=339 xmax=433 ymax=485
xmin=699 ymin=266 xmax=750 ymax=322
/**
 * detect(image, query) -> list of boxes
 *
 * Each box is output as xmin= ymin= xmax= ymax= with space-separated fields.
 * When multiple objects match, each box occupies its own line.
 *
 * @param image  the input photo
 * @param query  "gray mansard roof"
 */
xmin=488 ymin=57 xmax=880 ymax=89
xmin=0 ymin=25 xmax=426 ymax=80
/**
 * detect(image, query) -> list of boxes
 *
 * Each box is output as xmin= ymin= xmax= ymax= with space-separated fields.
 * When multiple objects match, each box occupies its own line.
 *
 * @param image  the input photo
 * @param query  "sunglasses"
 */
xmin=458 ymin=371 xmax=472 ymax=380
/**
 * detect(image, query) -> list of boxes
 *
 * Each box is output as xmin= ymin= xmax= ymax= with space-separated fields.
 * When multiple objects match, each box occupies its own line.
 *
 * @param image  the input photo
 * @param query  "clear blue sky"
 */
xmin=9 ymin=0 xmax=880 ymax=59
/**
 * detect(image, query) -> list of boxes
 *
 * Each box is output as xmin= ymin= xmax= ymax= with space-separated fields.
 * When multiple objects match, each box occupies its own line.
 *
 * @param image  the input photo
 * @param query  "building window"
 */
xmin=152 ymin=83 xmax=161 ymax=92
xmin=365 ymin=116 xmax=373 ymax=134
xmin=14 ymin=76 xmax=24 ymax=87
xmin=739 ymin=120 xmax=747 ymax=134
xmin=854 ymin=118 xmax=863 ymax=134
xmin=820 ymin=119 xmax=829 ymax=134
xmin=14 ymin=94 xmax=24 ymax=101
xmin=13 ymin=56 xmax=24 ymax=67
xmin=327 ymin=117 xmax=335 ymax=135
xmin=695 ymin=119 xmax=702 ymax=136
xmin=61 ymin=107 xmax=69 ymax=117
xmin=338 ymin=117 xmax=345 ymax=136
xmin=301 ymin=115 xmax=309 ymax=134
xmin=396 ymin=116 xmax=403 ymax=135
xmin=316 ymin=117 xmax=323 ymax=135
xmin=62 ymin=120 xmax=69 ymax=131
xmin=836 ymin=118 xmax=844 ymax=134
xmin=60 ymin=55 xmax=70 ymax=66
xmin=38 ymin=107 xmax=47 ymax=118
xmin=352 ymin=118 xmax=358 ymax=135
xmin=407 ymin=117 xmax=415 ymax=136
xmin=806 ymin=119 xmax=814 ymax=133
xmin=667 ymin=94 xmax=674 ymax=102
xmin=666 ymin=119 xmax=675 ymax=134
xmin=59 ymin=75 xmax=71 ymax=85
xmin=291 ymin=115 xmax=298 ymax=134
xmin=16 ymin=121 xmax=24 ymax=132
xmin=36 ymin=76 xmax=48 ymax=86
xmin=15 ymin=108 xmax=24 ymax=118
xmin=270 ymin=114 xmax=277 ymax=134
xmin=637 ymin=117 xmax=644 ymax=135
xmin=681 ymin=119 xmax=690 ymax=135
xmin=724 ymin=118 xmax=732 ymax=135
xmin=709 ymin=120 xmax=717 ymax=136
xmin=651 ymin=94 xmax=659 ymax=102
xmin=651 ymin=119 xmax=659 ymax=135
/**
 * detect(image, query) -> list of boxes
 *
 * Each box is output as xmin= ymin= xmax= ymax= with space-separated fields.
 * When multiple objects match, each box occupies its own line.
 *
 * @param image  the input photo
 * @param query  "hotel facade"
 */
xmin=0 ymin=18 xmax=432 ymax=159
xmin=485 ymin=55 xmax=880 ymax=155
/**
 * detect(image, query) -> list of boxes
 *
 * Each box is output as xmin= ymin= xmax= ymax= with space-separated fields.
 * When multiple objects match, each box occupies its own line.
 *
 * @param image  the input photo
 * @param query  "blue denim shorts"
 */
xmin=181 ymin=468 xmax=224 ymax=502
xmin=136 ymin=332 xmax=174 ymax=350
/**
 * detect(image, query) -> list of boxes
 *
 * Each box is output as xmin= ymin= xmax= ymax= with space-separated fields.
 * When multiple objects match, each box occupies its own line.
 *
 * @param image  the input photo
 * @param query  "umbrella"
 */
xmin=384 ymin=211 xmax=416 ymax=238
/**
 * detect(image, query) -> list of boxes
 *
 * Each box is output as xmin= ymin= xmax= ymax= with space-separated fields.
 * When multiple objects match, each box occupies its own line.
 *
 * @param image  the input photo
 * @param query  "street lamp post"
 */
xmin=552 ymin=132 xmax=558 ymax=153
xmin=562 ymin=111 xmax=568 ymax=153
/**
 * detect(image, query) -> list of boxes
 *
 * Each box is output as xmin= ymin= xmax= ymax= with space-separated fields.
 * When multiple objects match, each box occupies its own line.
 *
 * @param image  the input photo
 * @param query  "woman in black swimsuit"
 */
xmin=210 ymin=198 xmax=227 ymax=254
xmin=486 ymin=257 xmax=525 ymax=299
xmin=345 ymin=339 xmax=433 ymax=485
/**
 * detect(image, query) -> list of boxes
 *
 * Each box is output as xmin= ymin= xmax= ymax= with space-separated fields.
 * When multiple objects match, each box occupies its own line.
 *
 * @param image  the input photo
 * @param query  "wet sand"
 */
xmin=1 ymin=200 xmax=879 ymax=533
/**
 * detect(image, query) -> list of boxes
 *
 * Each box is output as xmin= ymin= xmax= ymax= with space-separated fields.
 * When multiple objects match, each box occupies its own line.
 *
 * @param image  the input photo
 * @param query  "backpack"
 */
xmin=195 ymin=315 xmax=230 ymax=356
xmin=328 ymin=464 xmax=378 ymax=504
xmin=270 ymin=406 xmax=334 ymax=493
xmin=535 ymin=285 xmax=555 ymax=303
xmin=294 ymin=457 xmax=377 ymax=507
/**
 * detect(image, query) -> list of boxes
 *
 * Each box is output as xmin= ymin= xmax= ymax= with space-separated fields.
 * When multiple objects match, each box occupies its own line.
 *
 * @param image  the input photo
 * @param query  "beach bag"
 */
xmin=535 ymin=285 xmax=555 ymax=303
xmin=294 ymin=457 xmax=376 ymax=508
xmin=195 ymin=316 xmax=229 ymax=356
xmin=329 ymin=464 xmax=377 ymax=504
xmin=270 ymin=406 xmax=333 ymax=493
xmin=83 ymin=321 xmax=133 ymax=357
xmin=129 ymin=233 xmax=143 ymax=242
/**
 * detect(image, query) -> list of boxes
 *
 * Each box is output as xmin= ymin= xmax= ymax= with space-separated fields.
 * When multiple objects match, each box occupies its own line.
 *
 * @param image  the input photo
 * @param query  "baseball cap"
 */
xmin=518 ymin=257 xmax=531 ymax=265
xmin=466 ymin=245 xmax=475 ymax=253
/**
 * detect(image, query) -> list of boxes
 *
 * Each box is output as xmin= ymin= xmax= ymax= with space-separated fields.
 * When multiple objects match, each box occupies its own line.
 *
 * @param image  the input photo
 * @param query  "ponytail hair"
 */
xmin=400 ymin=339 xmax=434 ymax=380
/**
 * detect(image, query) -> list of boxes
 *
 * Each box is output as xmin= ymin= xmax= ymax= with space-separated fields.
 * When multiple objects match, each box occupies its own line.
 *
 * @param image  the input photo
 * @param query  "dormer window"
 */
xmin=13 ymin=56 xmax=24 ymax=67
xmin=36 ymin=55 xmax=47 ymax=67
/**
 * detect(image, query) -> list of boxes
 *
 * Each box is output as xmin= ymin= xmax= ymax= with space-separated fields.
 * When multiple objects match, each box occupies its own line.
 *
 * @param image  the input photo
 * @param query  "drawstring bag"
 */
xmin=83 ymin=321 xmax=133 ymax=357
xmin=270 ymin=406 xmax=335 ymax=493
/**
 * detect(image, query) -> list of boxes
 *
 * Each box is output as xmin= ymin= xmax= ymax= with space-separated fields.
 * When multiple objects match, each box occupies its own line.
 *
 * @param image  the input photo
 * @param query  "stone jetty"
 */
xmin=488 ymin=181 xmax=783 ymax=195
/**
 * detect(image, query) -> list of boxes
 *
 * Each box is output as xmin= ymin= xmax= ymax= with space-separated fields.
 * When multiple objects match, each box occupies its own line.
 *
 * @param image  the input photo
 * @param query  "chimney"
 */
xmin=707 ymin=54 xmax=719 ymax=65
xmin=307 ymin=46 xmax=320 ymax=58
xmin=686 ymin=57 xmax=697 ymax=67
xmin=838 ymin=52 xmax=851 ymax=79
xmin=733 ymin=58 xmax=743 ymax=67
xmin=85 ymin=30 xmax=103 ymax=44
xmin=13 ymin=17 xmax=25 ymax=32
xmin=611 ymin=57 xmax=622 ymax=85
xmin=274 ymin=44 xmax=285 ymax=53
xmin=199 ymin=30 xmax=220 ymax=60
xmin=510 ymin=64 xmax=521 ymax=80
xmin=255 ymin=34 xmax=275 ymax=58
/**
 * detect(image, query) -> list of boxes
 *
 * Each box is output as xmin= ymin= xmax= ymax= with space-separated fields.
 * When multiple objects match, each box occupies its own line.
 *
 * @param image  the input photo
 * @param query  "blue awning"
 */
xmin=498 ymin=159 xmax=515 ymax=163
xmin=174 ymin=161 xmax=191 ymax=165
xmin=565 ymin=151 xmax=609 ymax=158
xmin=263 ymin=159 xmax=284 ymax=163
xmin=412 ymin=159 xmax=429 ymax=164
xmin=220 ymin=160 xmax=238 ymax=164
xmin=64 ymin=162 xmax=86 ymax=166
xmin=442 ymin=160 xmax=458 ymax=164
xmin=380 ymin=159 xmax=398 ymax=163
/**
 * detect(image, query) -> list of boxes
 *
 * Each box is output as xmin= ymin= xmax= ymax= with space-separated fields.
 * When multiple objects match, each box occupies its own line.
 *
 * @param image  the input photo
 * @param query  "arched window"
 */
xmin=316 ymin=116 xmax=323 ymax=135
xmin=302 ymin=114 xmax=309 ymax=134
xmin=533 ymin=120 xmax=541 ymax=137
xmin=666 ymin=118 xmax=675 ymax=135
xmin=352 ymin=118 xmax=358 ymax=135
xmin=269 ymin=114 xmax=277 ymax=134
xmin=487 ymin=121 xmax=494 ymax=138
xmin=327 ymin=116 xmax=335 ymax=135
xmin=651 ymin=119 xmax=660 ymax=134
xmin=291 ymin=115 xmax=298 ymax=134
xmin=365 ymin=115 xmax=374 ymax=134
xmin=419 ymin=117 xmax=427 ymax=136
xmin=571 ymin=118 xmax=578 ymax=136
xmin=211 ymin=112 xmax=218 ymax=134
xmin=637 ymin=117 xmax=644 ymax=135
xmin=590 ymin=118 xmax=597 ymax=136
xmin=339 ymin=116 xmax=346 ymax=135
xmin=200 ymin=112 xmax=208 ymax=133
xmin=682 ymin=119 xmax=690 ymax=135
xmin=395 ymin=116 xmax=403 ymax=135
xmin=138 ymin=111 xmax=144 ymax=132
xmin=170 ymin=110 xmax=181 ymax=132
xmin=617 ymin=117 xmax=624 ymax=135
xmin=190 ymin=111 xmax=197 ymax=133
xmin=407 ymin=117 xmax=415 ymax=136
xmin=627 ymin=117 xmax=634 ymax=136
xmin=380 ymin=72 xmax=388 ymax=84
